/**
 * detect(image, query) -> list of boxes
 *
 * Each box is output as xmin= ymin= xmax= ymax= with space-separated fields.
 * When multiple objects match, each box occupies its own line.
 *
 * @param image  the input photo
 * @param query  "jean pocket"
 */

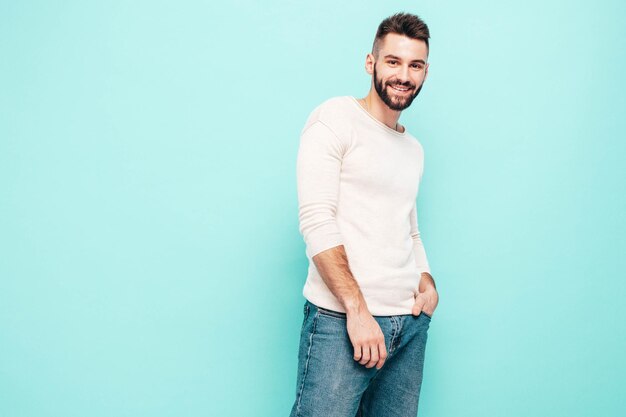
xmin=316 ymin=306 xmax=347 ymax=319
xmin=421 ymin=311 xmax=432 ymax=320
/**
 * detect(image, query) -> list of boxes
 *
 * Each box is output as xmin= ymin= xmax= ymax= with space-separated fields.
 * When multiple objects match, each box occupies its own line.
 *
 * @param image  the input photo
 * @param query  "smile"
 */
xmin=389 ymin=84 xmax=412 ymax=93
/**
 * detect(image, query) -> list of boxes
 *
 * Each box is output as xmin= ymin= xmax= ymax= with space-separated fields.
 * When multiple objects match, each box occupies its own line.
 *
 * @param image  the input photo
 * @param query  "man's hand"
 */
xmin=310 ymin=246 xmax=388 ymax=369
xmin=412 ymin=273 xmax=439 ymax=317
xmin=346 ymin=309 xmax=388 ymax=370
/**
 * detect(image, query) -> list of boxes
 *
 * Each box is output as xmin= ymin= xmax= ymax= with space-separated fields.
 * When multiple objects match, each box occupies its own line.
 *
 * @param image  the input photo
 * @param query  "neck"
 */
xmin=361 ymin=89 xmax=403 ymax=133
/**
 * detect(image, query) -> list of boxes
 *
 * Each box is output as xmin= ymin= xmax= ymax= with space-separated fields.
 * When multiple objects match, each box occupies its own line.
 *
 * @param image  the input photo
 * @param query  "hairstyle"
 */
xmin=372 ymin=12 xmax=430 ymax=58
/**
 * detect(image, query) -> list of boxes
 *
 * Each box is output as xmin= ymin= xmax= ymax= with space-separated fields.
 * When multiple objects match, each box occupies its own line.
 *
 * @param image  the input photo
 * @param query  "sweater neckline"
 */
xmin=347 ymin=96 xmax=407 ymax=137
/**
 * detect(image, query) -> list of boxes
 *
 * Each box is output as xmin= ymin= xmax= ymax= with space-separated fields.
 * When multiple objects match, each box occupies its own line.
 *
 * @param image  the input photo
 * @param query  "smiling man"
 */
xmin=290 ymin=12 xmax=439 ymax=417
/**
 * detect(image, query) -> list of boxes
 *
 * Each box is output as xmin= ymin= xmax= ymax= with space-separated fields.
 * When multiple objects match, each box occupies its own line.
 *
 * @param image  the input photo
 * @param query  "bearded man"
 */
xmin=290 ymin=12 xmax=439 ymax=417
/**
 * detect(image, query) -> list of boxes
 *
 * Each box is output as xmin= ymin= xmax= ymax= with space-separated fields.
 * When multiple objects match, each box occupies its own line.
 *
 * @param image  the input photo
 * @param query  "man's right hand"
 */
xmin=309 ymin=246 xmax=388 ymax=370
xmin=346 ymin=310 xmax=388 ymax=370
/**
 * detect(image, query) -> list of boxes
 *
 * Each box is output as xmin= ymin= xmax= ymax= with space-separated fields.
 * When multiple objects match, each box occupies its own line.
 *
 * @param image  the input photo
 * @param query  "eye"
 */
xmin=411 ymin=63 xmax=424 ymax=70
xmin=388 ymin=60 xmax=398 ymax=65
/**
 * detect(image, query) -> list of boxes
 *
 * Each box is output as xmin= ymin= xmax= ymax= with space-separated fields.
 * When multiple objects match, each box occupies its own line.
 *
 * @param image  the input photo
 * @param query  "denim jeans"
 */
xmin=289 ymin=300 xmax=431 ymax=417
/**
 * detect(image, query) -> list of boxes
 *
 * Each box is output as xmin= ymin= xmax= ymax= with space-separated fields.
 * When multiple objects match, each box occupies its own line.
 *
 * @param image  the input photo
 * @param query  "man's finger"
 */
xmin=359 ymin=345 xmax=371 ymax=365
xmin=376 ymin=341 xmax=388 ymax=369
xmin=353 ymin=344 xmax=362 ymax=361
xmin=412 ymin=298 xmax=426 ymax=316
xmin=366 ymin=343 xmax=379 ymax=368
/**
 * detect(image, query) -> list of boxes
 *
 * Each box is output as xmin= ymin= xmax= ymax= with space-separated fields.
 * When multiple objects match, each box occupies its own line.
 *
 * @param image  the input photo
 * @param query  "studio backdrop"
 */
xmin=1 ymin=1 xmax=624 ymax=416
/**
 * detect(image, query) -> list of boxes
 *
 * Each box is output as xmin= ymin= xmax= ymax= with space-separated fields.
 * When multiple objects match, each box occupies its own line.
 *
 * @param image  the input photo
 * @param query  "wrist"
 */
xmin=341 ymin=293 xmax=369 ymax=317
xmin=418 ymin=272 xmax=436 ymax=292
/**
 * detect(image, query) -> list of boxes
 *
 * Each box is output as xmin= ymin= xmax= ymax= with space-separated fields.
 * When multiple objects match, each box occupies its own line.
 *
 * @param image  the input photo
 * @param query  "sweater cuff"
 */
xmin=304 ymin=225 xmax=344 ymax=259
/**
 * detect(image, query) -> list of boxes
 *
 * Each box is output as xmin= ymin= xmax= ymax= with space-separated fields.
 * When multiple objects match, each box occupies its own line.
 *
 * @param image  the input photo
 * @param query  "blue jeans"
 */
xmin=289 ymin=300 xmax=431 ymax=417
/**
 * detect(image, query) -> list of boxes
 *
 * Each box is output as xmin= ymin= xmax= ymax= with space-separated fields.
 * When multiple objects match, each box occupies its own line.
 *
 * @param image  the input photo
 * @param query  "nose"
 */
xmin=397 ymin=65 xmax=410 ymax=84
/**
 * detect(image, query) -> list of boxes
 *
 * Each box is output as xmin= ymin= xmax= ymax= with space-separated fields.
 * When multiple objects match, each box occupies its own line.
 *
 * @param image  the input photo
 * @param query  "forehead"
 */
xmin=378 ymin=33 xmax=428 ymax=61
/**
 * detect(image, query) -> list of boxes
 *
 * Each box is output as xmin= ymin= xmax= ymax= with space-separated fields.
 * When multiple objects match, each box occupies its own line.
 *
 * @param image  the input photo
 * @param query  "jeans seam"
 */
xmin=295 ymin=310 xmax=319 ymax=417
xmin=389 ymin=316 xmax=399 ymax=354
xmin=302 ymin=304 xmax=310 ymax=326
xmin=389 ymin=316 xmax=402 ymax=355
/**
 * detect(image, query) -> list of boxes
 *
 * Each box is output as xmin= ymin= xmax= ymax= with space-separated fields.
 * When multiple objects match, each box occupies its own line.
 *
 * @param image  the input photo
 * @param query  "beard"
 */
xmin=373 ymin=64 xmax=424 ymax=111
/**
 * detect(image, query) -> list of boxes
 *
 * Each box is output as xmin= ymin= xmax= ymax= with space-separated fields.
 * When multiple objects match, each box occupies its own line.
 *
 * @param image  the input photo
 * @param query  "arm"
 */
xmin=310 ymin=245 xmax=366 ymax=314
xmin=296 ymin=121 xmax=387 ymax=369
xmin=311 ymin=247 xmax=387 ymax=369
xmin=409 ymin=201 xmax=439 ymax=316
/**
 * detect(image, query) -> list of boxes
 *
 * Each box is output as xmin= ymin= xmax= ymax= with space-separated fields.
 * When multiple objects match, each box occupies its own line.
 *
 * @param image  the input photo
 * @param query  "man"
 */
xmin=290 ymin=12 xmax=439 ymax=417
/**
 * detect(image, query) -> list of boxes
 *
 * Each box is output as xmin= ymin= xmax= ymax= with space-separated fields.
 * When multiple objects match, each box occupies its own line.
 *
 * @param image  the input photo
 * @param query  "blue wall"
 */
xmin=1 ymin=1 xmax=624 ymax=416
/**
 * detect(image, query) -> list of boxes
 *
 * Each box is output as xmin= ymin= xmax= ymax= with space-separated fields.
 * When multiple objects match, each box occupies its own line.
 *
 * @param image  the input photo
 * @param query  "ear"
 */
xmin=365 ymin=53 xmax=375 ymax=75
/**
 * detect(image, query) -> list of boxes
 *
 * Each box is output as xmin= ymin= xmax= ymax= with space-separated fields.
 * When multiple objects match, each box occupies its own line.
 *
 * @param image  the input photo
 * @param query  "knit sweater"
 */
xmin=296 ymin=96 xmax=431 ymax=316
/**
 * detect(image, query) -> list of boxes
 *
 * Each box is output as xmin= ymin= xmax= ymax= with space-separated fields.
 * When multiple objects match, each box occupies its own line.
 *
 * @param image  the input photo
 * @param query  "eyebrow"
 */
xmin=383 ymin=54 xmax=426 ymax=65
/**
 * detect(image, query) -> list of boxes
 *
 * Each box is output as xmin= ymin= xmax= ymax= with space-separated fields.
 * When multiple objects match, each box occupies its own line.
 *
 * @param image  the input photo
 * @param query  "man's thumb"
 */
xmin=412 ymin=298 xmax=424 ymax=316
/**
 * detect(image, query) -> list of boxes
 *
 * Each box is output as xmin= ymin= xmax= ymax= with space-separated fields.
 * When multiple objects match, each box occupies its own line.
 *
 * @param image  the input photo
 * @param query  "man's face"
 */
xmin=369 ymin=33 xmax=429 ymax=111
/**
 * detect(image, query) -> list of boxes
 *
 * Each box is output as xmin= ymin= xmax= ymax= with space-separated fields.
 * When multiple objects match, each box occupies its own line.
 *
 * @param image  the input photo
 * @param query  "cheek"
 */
xmin=413 ymin=74 xmax=425 ymax=85
xmin=382 ymin=76 xmax=396 ymax=86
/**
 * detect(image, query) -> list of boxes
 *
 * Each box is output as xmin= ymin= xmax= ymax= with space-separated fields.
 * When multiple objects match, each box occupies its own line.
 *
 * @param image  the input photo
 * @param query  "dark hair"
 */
xmin=372 ymin=12 xmax=430 ymax=57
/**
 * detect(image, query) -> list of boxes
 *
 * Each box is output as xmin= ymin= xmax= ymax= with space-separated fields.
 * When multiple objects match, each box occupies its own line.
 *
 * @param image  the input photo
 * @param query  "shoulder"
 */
xmin=408 ymin=133 xmax=425 ymax=154
xmin=300 ymin=96 xmax=354 ymax=148
xmin=402 ymin=129 xmax=426 ymax=161
xmin=403 ymin=131 xmax=426 ymax=176
xmin=399 ymin=126 xmax=424 ymax=151
xmin=301 ymin=96 xmax=354 ymax=132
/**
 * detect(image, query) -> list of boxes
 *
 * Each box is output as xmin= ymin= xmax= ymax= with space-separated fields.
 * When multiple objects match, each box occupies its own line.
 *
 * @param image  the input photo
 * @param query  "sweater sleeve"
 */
xmin=296 ymin=121 xmax=346 ymax=259
xmin=410 ymin=201 xmax=431 ymax=274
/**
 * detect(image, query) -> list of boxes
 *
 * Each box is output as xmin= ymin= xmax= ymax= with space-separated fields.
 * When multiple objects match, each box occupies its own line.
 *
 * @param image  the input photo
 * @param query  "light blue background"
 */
xmin=1 ymin=1 xmax=625 ymax=416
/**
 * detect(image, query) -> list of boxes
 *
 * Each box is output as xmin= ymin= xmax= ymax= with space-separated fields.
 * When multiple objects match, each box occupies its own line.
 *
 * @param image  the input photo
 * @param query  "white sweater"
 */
xmin=296 ymin=96 xmax=431 ymax=316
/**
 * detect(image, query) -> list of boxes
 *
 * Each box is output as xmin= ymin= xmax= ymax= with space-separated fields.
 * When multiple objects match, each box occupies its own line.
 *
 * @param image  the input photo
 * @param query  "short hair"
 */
xmin=372 ymin=12 xmax=430 ymax=58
